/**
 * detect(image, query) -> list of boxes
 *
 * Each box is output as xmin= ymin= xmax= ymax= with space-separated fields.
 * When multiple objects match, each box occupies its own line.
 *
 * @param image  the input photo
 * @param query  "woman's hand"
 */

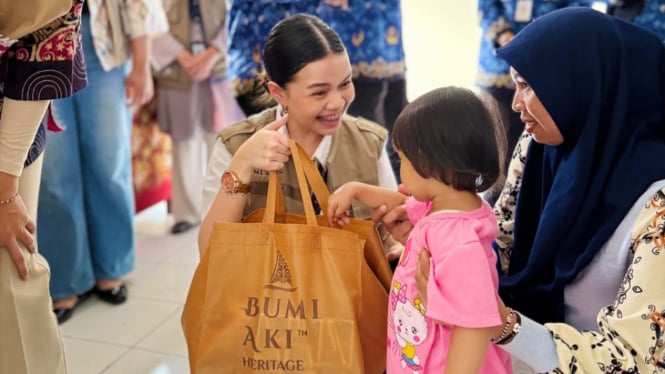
xmin=0 ymin=192 xmax=36 ymax=280
xmin=374 ymin=204 xmax=411 ymax=245
xmin=230 ymin=115 xmax=290 ymax=181
xmin=370 ymin=184 xmax=412 ymax=244
xmin=183 ymin=47 xmax=221 ymax=82
xmin=415 ymin=249 xmax=431 ymax=308
xmin=490 ymin=298 xmax=513 ymax=342
xmin=126 ymin=36 xmax=154 ymax=108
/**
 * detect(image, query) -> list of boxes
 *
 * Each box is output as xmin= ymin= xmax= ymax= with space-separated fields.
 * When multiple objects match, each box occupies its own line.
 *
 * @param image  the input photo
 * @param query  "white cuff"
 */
xmin=500 ymin=313 xmax=560 ymax=373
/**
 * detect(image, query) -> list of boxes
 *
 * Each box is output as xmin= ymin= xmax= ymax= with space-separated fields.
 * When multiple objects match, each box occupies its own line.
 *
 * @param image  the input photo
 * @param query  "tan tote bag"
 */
xmin=182 ymin=140 xmax=391 ymax=374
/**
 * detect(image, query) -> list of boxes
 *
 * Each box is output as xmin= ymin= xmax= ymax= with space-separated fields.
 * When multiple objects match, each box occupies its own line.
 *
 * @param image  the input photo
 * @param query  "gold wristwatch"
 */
xmin=221 ymin=171 xmax=251 ymax=194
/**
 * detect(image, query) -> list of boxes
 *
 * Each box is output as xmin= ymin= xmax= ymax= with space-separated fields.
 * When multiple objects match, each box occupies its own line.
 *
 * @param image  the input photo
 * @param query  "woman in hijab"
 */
xmin=490 ymin=6 xmax=665 ymax=372
xmin=380 ymin=7 xmax=665 ymax=373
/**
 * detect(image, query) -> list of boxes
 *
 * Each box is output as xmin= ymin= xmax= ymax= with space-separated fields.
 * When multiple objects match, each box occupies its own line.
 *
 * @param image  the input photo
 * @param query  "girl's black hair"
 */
xmin=392 ymin=86 xmax=505 ymax=192
xmin=263 ymin=14 xmax=346 ymax=87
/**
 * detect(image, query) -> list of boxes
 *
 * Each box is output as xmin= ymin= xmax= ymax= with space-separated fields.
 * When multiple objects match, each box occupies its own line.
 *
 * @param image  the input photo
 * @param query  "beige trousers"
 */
xmin=0 ymin=155 xmax=67 ymax=374
xmin=171 ymin=126 xmax=217 ymax=223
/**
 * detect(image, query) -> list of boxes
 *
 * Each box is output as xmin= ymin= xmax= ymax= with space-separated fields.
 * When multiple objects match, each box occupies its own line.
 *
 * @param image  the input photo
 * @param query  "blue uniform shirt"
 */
xmin=631 ymin=0 xmax=665 ymax=42
xmin=317 ymin=0 xmax=406 ymax=82
xmin=227 ymin=0 xmax=319 ymax=95
xmin=477 ymin=0 xmax=595 ymax=90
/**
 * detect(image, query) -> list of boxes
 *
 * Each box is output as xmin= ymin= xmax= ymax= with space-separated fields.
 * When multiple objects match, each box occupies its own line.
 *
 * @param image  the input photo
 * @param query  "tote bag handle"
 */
xmin=291 ymin=141 xmax=335 ymax=215
xmin=264 ymin=140 xmax=319 ymax=226
xmin=264 ymin=139 xmax=349 ymax=227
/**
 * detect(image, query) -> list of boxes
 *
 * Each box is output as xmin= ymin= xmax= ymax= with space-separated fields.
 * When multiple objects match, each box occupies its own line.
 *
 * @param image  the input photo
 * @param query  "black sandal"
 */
xmin=94 ymin=283 xmax=128 ymax=305
xmin=53 ymin=289 xmax=93 ymax=324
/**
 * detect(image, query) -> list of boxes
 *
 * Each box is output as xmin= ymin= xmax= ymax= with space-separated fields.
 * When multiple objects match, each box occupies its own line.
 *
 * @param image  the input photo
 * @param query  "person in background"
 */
xmin=152 ymin=0 xmax=243 ymax=235
xmin=381 ymin=8 xmax=665 ymax=373
xmin=318 ymin=0 xmax=407 ymax=179
xmin=476 ymin=0 xmax=596 ymax=204
xmin=226 ymin=0 xmax=319 ymax=116
xmin=200 ymin=14 xmax=398 ymax=257
xmin=607 ymin=0 xmax=665 ymax=42
xmin=37 ymin=0 xmax=168 ymax=324
xmin=328 ymin=86 xmax=510 ymax=373
xmin=0 ymin=1 xmax=86 ymax=372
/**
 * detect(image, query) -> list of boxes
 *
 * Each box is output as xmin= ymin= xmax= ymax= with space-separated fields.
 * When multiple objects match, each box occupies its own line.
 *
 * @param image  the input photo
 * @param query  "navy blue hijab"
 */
xmin=496 ymin=8 xmax=665 ymax=323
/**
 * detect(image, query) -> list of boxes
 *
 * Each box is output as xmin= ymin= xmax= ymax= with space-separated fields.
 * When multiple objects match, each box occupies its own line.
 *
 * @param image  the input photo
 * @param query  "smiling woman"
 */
xmin=199 ymin=14 xmax=398 ymax=254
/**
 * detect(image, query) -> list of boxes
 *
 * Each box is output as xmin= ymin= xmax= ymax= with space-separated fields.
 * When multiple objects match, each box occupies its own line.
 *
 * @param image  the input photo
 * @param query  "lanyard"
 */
xmin=189 ymin=0 xmax=207 ymax=53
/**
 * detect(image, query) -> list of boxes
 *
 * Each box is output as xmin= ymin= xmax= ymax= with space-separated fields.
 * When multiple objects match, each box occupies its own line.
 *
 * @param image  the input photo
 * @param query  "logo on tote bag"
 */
xmin=241 ymin=250 xmax=323 ymax=370
xmin=264 ymin=251 xmax=297 ymax=292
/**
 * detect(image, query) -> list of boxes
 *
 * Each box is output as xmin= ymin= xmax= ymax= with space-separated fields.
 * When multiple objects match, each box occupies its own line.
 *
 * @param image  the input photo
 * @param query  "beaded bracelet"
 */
xmin=491 ymin=307 xmax=522 ymax=345
xmin=0 ymin=192 xmax=18 ymax=205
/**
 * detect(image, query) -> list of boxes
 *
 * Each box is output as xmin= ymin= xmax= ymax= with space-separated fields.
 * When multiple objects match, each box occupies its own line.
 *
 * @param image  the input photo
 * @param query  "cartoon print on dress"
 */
xmin=391 ymin=281 xmax=428 ymax=374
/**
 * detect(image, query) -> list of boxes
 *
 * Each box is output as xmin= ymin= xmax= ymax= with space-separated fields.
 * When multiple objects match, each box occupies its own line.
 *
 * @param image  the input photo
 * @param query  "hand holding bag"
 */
xmin=182 ymin=140 xmax=391 ymax=373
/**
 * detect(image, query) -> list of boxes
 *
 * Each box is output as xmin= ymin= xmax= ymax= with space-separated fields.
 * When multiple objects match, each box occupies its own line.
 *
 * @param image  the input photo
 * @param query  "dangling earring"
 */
xmin=283 ymin=106 xmax=288 ymax=115
xmin=475 ymin=175 xmax=484 ymax=188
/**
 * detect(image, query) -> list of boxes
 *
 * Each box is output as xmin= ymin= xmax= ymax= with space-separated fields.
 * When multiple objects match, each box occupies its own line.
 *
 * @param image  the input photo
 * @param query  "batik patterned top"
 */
xmin=0 ymin=0 xmax=87 ymax=167
xmin=317 ymin=0 xmax=406 ymax=82
xmin=0 ymin=36 xmax=14 ymax=58
xmin=494 ymin=131 xmax=665 ymax=373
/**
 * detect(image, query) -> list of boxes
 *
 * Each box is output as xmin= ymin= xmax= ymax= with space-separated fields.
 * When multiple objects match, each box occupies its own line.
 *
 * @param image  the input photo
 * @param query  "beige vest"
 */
xmin=221 ymin=108 xmax=388 ymax=220
xmin=153 ymin=0 xmax=226 ymax=90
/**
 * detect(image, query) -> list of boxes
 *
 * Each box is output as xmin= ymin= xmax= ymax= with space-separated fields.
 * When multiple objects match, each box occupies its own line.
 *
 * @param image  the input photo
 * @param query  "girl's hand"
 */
xmin=327 ymin=182 xmax=357 ymax=227
xmin=231 ymin=115 xmax=290 ymax=180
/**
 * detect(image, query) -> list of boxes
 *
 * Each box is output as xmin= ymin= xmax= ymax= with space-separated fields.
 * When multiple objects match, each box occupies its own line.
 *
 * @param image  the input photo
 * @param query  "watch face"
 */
xmin=221 ymin=172 xmax=235 ymax=192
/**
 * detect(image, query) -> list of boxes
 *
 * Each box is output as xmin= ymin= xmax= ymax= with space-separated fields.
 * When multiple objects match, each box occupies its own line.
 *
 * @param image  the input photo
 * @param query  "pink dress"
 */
xmin=386 ymin=198 xmax=512 ymax=374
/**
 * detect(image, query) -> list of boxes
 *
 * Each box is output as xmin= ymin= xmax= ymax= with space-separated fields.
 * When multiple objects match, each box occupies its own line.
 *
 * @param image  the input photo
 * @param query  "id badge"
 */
xmin=514 ymin=0 xmax=534 ymax=23
xmin=191 ymin=42 xmax=206 ymax=55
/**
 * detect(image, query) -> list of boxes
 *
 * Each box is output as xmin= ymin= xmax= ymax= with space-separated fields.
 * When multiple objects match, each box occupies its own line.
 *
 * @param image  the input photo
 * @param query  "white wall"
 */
xmin=401 ymin=1 xmax=481 ymax=100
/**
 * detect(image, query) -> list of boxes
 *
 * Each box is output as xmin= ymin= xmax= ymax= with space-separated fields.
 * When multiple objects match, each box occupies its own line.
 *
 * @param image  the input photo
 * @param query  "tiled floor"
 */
xmin=60 ymin=202 xmax=195 ymax=374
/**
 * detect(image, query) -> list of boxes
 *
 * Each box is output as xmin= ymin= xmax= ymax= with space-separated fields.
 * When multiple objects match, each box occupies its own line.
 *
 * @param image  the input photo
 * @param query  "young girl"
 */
xmin=328 ymin=86 xmax=511 ymax=373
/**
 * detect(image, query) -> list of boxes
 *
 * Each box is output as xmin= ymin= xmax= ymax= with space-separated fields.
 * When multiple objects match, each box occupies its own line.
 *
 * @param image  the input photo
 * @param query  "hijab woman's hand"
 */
xmin=370 ymin=184 xmax=413 ymax=244
xmin=416 ymin=249 xmax=431 ymax=308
